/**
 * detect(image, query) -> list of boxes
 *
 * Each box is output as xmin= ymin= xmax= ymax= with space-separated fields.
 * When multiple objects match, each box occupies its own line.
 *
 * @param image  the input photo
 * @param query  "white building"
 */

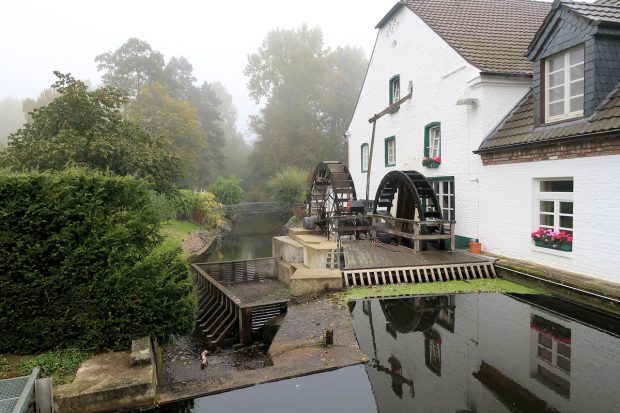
xmin=347 ymin=0 xmax=620 ymax=283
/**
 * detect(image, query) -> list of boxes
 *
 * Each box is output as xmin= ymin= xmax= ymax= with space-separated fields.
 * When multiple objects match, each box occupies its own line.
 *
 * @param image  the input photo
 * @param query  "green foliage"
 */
xmin=267 ymin=166 xmax=308 ymax=204
xmin=209 ymin=176 xmax=245 ymax=205
xmin=0 ymin=169 xmax=195 ymax=353
xmin=172 ymin=190 xmax=224 ymax=228
xmin=149 ymin=191 xmax=176 ymax=223
xmin=5 ymin=72 xmax=180 ymax=193
xmin=339 ymin=279 xmax=543 ymax=302
xmin=19 ymin=349 xmax=91 ymax=385
xmin=128 ymin=82 xmax=206 ymax=188
xmin=244 ymin=25 xmax=368 ymax=182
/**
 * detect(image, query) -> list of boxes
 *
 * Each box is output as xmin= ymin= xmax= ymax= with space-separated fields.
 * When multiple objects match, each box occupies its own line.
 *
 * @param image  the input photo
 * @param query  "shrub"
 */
xmin=268 ymin=166 xmax=308 ymax=204
xmin=171 ymin=190 xmax=223 ymax=228
xmin=209 ymin=176 xmax=245 ymax=205
xmin=0 ymin=169 xmax=195 ymax=353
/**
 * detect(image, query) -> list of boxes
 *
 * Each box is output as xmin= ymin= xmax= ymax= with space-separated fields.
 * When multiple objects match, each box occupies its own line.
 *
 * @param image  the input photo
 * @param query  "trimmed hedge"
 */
xmin=0 ymin=169 xmax=195 ymax=353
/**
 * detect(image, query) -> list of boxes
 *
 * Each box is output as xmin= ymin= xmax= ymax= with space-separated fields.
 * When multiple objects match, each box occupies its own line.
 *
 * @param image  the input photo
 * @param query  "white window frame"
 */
xmin=530 ymin=315 xmax=571 ymax=397
xmin=361 ymin=144 xmax=369 ymax=173
xmin=385 ymin=137 xmax=396 ymax=166
xmin=536 ymin=179 xmax=573 ymax=234
xmin=430 ymin=179 xmax=454 ymax=221
xmin=391 ymin=77 xmax=400 ymax=104
xmin=545 ymin=45 xmax=584 ymax=123
xmin=429 ymin=126 xmax=441 ymax=158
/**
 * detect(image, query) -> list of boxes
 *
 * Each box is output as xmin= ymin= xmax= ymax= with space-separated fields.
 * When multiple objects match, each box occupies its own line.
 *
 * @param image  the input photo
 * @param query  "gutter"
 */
xmin=473 ymin=129 xmax=620 ymax=154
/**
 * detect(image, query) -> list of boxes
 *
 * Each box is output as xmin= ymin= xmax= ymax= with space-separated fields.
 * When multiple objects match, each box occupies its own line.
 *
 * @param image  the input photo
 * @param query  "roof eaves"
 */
xmin=376 ymin=2 xmax=406 ymax=29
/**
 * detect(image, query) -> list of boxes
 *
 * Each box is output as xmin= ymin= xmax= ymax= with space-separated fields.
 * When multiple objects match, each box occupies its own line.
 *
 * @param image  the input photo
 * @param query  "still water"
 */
xmin=193 ymin=212 xmax=289 ymax=262
xmin=153 ymin=292 xmax=620 ymax=413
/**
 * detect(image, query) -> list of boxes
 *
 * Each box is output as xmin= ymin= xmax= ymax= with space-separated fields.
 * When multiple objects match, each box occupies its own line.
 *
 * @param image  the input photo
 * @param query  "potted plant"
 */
xmin=531 ymin=228 xmax=572 ymax=252
xmin=469 ymin=238 xmax=481 ymax=254
xmin=422 ymin=156 xmax=441 ymax=168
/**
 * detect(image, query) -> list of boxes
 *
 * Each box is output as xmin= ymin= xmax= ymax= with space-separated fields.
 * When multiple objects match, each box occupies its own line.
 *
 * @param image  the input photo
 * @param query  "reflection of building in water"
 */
xmin=351 ymin=293 xmax=620 ymax=413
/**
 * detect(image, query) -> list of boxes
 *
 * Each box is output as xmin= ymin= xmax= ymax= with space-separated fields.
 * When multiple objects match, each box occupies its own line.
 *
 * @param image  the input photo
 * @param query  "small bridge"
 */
xmin=224 ymin=202 xmax=292 ymax=215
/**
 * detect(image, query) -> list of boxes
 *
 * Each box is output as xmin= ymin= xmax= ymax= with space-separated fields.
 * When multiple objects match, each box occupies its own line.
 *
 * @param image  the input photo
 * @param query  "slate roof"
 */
xmin=476 ymin=84 xmax=620 ymax=152
xmin=568 ymin=0 xmax=620 ymax=24
xmin=402 ymin=0 xmax=552 ymax=75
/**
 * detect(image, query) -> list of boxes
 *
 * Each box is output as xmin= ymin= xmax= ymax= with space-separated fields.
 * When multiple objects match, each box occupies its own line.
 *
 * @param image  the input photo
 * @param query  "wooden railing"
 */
xmin=333 ymin=213 xmax=456 ymax=252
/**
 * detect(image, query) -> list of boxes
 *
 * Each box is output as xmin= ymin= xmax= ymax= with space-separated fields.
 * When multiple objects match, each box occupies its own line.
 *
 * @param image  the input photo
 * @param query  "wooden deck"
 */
xmin=340 ymin=240 xmax=497 ymax=287
xmin=224 ymin=279 xmax=289 ymax=307
xmin=342 ymin=240 xmax=494 ymax=270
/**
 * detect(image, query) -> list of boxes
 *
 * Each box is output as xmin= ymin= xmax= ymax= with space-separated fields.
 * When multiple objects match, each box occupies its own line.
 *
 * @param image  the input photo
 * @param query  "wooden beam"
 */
xmin=368 ymin=92 xmax=413 ymax=123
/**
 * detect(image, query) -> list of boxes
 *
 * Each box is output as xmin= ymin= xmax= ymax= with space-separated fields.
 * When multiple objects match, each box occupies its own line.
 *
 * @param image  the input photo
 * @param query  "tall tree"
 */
xmin=95 ymin=38 xmax=166 ymax=99
xmin=128 ymin=82 xmax=205 ymax=188
xmin=22 ymin=87 xmax=60 ymax=123
xmin=5 ymin=72 xmax=179 ymax=192
xmin=0 ymin=98 xmax=25 ymax=146
xmin=244 ymin=25 xmax=367 ymax=182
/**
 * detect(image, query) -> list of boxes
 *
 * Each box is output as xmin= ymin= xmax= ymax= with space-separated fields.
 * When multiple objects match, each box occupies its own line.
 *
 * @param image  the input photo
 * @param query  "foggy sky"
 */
xmin=0 ymin=0 xmax=396 ymax=138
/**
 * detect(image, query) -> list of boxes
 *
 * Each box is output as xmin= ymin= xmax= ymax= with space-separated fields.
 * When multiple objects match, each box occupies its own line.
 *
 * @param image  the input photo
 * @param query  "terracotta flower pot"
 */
xmin=469 ymin=241 xmax=482 ymax=254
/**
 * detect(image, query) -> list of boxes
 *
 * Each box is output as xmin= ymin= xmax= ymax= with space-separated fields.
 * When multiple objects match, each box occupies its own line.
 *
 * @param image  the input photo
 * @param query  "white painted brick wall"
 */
xmin=347 ymin=5 xmax=620 ymax=282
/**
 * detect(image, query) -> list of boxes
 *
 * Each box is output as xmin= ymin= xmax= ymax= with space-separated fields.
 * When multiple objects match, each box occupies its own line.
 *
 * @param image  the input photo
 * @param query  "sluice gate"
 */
xmin=191 ymin=258 xmax=289 ymax=347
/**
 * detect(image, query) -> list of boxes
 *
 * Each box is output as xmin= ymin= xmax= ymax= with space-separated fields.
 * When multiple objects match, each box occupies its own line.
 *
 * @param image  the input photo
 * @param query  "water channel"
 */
xmin=152 ymin=214 xmax=620 ymax=413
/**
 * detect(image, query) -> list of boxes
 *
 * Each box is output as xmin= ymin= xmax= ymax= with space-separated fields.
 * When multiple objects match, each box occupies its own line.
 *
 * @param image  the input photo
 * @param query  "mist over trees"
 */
xmin=244 ymin=24 xmax=367 ymax=182
xmin=3 ymin=72 xmax=179 ymax=192
xmin=96 ymin=38 xmax=233 ymax=190
xmin=0 ymin=98 xmax=25 ymax=147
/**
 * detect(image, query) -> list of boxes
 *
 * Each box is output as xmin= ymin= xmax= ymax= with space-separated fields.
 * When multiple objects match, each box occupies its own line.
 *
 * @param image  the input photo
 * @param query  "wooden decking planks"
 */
xmin=341 ymin=240 xmax=493 ymax=271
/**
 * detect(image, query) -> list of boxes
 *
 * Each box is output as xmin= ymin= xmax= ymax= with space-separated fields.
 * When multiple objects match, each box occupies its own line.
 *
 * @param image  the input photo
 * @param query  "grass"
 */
xmin=0 ymin=349 xmax=91 ymax=385
xmin=339 ymin=278 xmax=543 ymax=301
xmin=159 ymin=219 xmax=201 ymax=250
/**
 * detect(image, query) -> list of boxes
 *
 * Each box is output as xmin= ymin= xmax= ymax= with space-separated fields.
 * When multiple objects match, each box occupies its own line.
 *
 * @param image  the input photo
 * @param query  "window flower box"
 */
xmin=531 ymin=228 xmax=572 ymax=252
xmin=422 ymin=156 xmax=441 ymax=168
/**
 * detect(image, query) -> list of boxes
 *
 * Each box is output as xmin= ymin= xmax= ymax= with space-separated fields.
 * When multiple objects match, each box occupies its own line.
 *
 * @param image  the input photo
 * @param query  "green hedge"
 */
xmin=0 ymin=169 xmax=195 ymax=353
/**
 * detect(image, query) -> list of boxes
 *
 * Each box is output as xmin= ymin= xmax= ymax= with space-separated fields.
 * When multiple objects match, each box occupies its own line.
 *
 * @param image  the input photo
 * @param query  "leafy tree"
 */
xmin=95 ymin=38 xmax=166 ymax=99
xmin=244 ymin=25 xmax=367 ymax=182
xmin=5 ymin=72 xmax=179 ymax=192
xmin=209 ymin=176 xmax=245 ymax=205
xmin=0 ymin=98 xmax=25 ymax=146
xmin=267 ymin=166 xmax=308 ymax=204
xmin=128 ymin=82 xmax=205 ymax=188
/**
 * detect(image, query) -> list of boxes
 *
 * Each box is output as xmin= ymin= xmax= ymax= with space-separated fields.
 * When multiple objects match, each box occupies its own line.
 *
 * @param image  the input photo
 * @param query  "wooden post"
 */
xmin=239 ymin=308 xmax=252 ymax=345
xmin=365 ymin=120 xmax=377 ymax=208
xmin=413 ymin=223 xmax=421 ymax=252
xmin=450 ymin=222 xmax=456 ymax=252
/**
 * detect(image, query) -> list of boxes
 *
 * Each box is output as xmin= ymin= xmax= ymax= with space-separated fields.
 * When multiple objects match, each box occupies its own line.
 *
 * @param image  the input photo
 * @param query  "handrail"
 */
xmin=191 ymin=264 xmax=244 ymax=307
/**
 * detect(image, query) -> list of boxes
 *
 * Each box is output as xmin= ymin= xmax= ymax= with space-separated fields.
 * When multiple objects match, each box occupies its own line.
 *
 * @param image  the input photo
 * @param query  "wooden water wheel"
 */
xmin=373 ymin=170 xmax=443 ymax=247
xmin=307 ymin=161 xmax=357 ymax=238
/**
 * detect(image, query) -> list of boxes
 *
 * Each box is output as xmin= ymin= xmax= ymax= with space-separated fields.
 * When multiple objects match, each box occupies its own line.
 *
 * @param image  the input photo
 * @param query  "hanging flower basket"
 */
xmin=422 ymin=156 xmax=441 ymax=168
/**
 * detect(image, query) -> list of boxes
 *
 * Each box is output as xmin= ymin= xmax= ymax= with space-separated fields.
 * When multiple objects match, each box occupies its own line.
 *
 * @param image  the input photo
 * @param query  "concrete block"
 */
xmin=289 ymin=268 xmax=343 ymax=297
xmin=130 ymin=337 xmax=152 ymax=367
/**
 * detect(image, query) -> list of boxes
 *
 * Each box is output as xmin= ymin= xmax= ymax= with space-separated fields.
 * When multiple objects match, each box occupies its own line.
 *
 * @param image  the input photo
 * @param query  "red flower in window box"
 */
xmin=422 ymin=156 xmax=441 ymax=168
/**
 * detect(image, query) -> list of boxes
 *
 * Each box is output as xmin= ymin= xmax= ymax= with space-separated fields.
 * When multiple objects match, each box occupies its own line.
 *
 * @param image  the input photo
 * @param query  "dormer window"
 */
xmin=545 ymin=45 xmax=584 ymax=123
